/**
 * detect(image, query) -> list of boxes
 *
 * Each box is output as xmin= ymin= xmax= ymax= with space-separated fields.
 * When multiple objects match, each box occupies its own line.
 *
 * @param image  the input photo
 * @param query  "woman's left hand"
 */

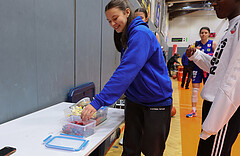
xmin=81 ymin=104 xmax=97 ymax=121
xmin=186 ymin=45 xmax=196 ymax=58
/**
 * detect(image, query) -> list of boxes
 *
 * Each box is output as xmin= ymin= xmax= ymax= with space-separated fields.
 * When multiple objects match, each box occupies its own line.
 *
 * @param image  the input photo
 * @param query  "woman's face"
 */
xmin=200 ymin=29 xmax=210 ymax=40
xmin=105 ymin=7 xmax=130 ymax=33
xmin=134 ymin=12 xmax=148 ymax=23
xmin=211 ymin=0 xmax=240 ymax=20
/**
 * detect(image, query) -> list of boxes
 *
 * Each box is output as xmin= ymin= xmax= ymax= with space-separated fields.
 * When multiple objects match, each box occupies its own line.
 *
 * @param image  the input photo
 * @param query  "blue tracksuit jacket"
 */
xmin=91 ymin=16 xmax=173 ymax=110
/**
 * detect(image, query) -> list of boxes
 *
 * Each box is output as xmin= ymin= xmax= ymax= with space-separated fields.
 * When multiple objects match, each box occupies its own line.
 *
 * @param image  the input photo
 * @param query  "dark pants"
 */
xmin=122 ymin=99 xmax=171 ymax=156
xmin=197 ymin=100 xmax=240 ymax=156
xmin=167 ymin=62 xmax=174 ymax=77
xmin=181 ymin=66 xmax=193 ymax=88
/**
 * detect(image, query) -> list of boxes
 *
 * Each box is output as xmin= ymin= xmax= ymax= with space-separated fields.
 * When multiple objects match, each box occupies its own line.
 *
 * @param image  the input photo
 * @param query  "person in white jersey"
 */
xmin=186 ymin=0 xmax=240 ymax=155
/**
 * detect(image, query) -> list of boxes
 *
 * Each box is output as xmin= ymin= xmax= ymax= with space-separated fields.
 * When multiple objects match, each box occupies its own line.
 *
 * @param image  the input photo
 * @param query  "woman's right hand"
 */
xmin=81 ymin=104 xmax=97 ymax=121
xmin=186 ymin=45 xmax=196 ymax=58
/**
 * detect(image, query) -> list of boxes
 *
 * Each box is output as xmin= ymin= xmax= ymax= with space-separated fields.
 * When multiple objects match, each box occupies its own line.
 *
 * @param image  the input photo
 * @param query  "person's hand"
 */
xmin=186 ymin=45 xmax=196 ymax=58
xmin=81 ymin=104 xmax=97 ymax=121
xmin=196 ymin=46 xmax=201 ymax=50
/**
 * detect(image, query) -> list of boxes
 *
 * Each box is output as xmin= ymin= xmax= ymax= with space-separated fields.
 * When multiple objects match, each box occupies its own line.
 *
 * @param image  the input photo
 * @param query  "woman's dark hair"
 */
xmin=134 ymin=7 xmax=148 ymax=23
xmin=199 ymin=27 xmax=210 ymax=34
xmin=105 ymin=0 xmax=134 ymax=49
xmin=114 ymin=30 xmax=122 ymax=52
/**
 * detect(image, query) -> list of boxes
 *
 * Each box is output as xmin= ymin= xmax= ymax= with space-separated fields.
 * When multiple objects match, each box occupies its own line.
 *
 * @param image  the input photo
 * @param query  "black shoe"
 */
xmin=181 ymin=84 xmax=184 ymax=88
xmin=185 ymin=87 xmax=189 ymax=89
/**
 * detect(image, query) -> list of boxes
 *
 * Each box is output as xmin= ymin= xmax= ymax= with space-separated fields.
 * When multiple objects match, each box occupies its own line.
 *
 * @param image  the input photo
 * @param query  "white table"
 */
xmin=0 ymin=102 xmax=124 ymax=156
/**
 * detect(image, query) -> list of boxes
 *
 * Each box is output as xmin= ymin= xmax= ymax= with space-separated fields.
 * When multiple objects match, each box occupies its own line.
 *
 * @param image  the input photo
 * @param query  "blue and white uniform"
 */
xmin=192 ymin=40 xmax=214 ymax=84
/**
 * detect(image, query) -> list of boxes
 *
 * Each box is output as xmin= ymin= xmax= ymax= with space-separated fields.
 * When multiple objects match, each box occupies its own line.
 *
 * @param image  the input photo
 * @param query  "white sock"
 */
xmin=192 ymin=107 xmax=196 ymax=112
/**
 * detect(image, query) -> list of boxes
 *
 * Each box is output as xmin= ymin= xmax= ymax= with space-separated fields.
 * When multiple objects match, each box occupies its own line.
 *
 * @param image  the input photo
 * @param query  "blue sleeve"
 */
xmin=91 ymin=30 xmax=151 ymax=110
xmin=181 ymin=54 xmax=185 ymax=65
xmin=195 ymin=41 xmax=200 ymax=47
xmin=181 ymin=53 xmax=187 ymax=65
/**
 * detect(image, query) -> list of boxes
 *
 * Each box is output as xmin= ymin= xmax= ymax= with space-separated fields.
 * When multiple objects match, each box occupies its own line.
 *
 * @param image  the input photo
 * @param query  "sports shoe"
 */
xmin=186 ymin=110 xmax=197 ymax=118
xmin=119 ymin=138 xmax=123 ymax=145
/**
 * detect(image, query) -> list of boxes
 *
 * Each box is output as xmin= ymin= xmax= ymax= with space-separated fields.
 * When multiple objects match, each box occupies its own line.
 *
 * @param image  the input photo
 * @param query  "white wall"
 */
xmin=167 ymin=10 xmax=228 ymax=47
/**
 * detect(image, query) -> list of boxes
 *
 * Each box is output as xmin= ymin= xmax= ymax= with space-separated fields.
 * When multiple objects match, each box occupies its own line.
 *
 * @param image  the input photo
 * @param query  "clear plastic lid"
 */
xmin=43 ymin=134 xmax=89 ymax=151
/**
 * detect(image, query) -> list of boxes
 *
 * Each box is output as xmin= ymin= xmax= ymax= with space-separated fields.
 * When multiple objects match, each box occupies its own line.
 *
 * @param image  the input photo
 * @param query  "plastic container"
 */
xmin=92 ymin=106 xmax=108 ymax=126
xmin=64 ymin=97 xmax=91 ymax=117
xmin=43 ymin=134 xmax=89 ymax=151
xmin=62 ymin=116 xmax=96 ymax=137
xmin=64 ymin=107 xmax=73 ymax=117
xmin=75 ymin=97 xmax=91 ymax=107
xmin=64 ymin=102 xmax=108 ymax=126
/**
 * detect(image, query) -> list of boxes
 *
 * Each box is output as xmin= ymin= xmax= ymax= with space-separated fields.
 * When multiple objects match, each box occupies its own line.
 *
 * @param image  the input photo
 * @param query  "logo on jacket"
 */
xmin=150 ymin=108 xmax=165 ymax=111
xmin=210 ymin=38 xmax=227 ymax=75
xmin=231 ymin=23 xmax=238 ymax=34
xmin=207 ymin=44 xmax=211 ymax=47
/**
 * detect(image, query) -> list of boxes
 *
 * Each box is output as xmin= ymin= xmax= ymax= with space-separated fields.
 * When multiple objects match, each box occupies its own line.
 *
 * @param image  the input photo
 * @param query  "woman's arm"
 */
xmin=212 ymin=41 xmax=217 ymax=52
xmin=81 ymin=30 xmax=152 ymax=120
xmin=188 ymin=49 xmax=212 ymax=72
xmin=155 ymin=33 xmax=160 ymax=43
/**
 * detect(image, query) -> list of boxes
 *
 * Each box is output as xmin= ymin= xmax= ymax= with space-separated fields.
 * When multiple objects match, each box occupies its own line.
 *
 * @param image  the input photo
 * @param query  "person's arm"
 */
xmin=81 ymin=30 xmax=152 ymax=120
xmin=212 ymin=41 xmax=217 ymax=52
xmin=155 ymin=33 xmax=160 ymax=43
xmin=200 ymin=40 xmax=240 ymax=140
xmin=188 ymin=49 xmax=212 ymax=72
xmin=182 ymin=54 xmax=188 ymax=65
xmin=181 ymin=55 xmax=185 ymax=65
xmin=172 ymin=55 xmax=180 ymax=64
xmin=174 ymin=59 xmax=180 ymax=64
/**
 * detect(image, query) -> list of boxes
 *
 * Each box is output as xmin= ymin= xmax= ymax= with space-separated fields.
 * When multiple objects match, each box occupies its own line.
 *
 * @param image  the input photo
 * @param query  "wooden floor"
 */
xmin=106 ymin=77 xmax=240 ymax=156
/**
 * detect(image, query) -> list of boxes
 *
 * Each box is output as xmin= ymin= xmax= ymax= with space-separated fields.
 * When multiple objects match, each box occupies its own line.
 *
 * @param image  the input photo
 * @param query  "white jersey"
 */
xmin=189 ymin=15 xmax=240 ymax=139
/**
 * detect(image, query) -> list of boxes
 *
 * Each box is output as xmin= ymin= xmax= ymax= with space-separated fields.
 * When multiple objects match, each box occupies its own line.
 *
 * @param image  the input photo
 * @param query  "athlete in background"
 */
xmin=186 ymin=27 xmax=217 ymax=118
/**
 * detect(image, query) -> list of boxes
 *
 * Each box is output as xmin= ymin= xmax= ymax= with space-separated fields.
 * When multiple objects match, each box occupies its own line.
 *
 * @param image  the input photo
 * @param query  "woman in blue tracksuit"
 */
xmin=81 ymin=0 xmax=173 ymax=155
